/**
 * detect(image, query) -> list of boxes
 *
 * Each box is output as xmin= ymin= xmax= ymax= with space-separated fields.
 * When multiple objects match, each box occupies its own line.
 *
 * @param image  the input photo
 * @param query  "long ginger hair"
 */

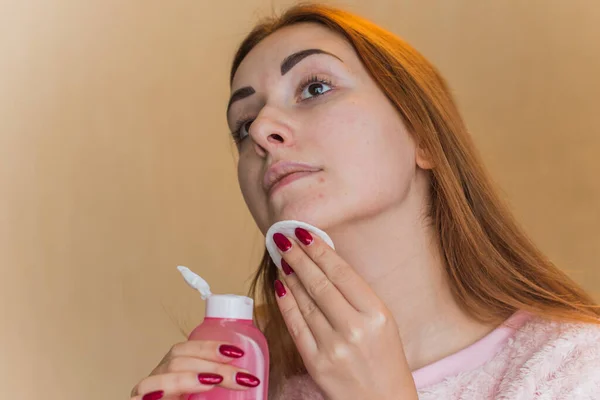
xmin=227 ymin=3 xmax=600 ymax=395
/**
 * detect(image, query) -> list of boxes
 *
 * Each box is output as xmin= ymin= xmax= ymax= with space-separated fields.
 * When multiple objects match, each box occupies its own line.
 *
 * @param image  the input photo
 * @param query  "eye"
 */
xmin=298 ymin=76 xmax=334 ymax=101
xmin=232 ymin=118 xmax=254 ymax=144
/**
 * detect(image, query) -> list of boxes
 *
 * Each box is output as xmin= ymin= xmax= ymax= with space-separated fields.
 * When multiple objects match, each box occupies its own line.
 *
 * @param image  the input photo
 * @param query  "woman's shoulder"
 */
xmin=420 ymin=312 xmax=600 ymax=399
xmin=494 ymin=312 xmax=600 ymax=396
xmin=518 ymin=311 xmax=600 ymax=349
xmin=504 ymin=311 xmax=600 ymax=370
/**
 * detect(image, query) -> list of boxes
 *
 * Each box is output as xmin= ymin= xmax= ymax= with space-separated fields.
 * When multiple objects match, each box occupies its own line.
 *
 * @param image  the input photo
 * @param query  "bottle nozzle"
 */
xmin=177 ymin=266 xmax=213 ymax=299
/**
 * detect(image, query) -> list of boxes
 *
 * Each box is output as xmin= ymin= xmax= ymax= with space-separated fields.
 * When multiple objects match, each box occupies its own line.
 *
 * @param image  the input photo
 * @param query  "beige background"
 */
xmin=1 ymin=1 xmax=598 ymax=399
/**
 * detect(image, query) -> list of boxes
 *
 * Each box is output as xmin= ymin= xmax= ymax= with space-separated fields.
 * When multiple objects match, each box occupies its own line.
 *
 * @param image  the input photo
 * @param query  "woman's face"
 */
xmin=228 ymin=23 xmax=429 ymax=235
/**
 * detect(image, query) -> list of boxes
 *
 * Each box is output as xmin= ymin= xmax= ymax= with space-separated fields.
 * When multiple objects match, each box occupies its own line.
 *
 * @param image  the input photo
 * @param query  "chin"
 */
xmin=269 ymin=198 xmax=349 ymax=233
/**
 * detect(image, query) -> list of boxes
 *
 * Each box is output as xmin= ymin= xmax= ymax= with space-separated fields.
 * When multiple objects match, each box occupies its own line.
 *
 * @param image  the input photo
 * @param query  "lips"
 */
xmin=270 ymin=171 xmax=317 ymax=193
xmin=263 ymin=161 xmax=321 ymax=194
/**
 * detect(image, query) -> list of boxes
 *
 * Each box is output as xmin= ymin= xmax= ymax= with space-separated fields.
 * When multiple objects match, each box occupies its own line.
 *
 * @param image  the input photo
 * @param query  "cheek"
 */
xmin=318 ymin=98 xmax=416 ymax=202
xmin=237 ymin=160 xmax=269 ymax=228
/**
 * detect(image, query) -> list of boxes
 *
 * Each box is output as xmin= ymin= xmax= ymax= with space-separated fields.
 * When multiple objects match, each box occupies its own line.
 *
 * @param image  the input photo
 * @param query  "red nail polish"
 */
xmin=295 ymin=227 xmax=313 ymax=245
xmin=281 ymin=259 xmax=295 ymax=275
xmin=142 ymin=391 xmax=164 ymax=400
xmin=274 ymin=279 xmax=287 ymax=298
xmin=273 ymin=233 xmax=292 ymax=251
xmin=219 ymin=344 xmax=244 ymax=358
xmin=236 ymin=371 xmax=261 ymax=387
xmin=198 ymin=373 xmax=224 ymax=385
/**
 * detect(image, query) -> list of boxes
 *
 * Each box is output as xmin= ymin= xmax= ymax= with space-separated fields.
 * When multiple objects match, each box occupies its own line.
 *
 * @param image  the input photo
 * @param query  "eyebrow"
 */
xmin=226 ymin=48 xmax=343 ymax=117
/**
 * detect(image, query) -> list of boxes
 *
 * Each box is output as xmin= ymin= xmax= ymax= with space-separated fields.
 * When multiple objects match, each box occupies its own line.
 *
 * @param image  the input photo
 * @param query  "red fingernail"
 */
xmin=281 ymin=259 xmax=295 ymax=275
xmin=142 ymin=391 xmax=164 ymax=400
xmin=219 ymin=344 xmax=244 ymax=358
xmin=295 ymin=227 xmax=313 ymax=245
xmin=198 ymin=373 xmax=224 ymax=385
xmin=274 ymin=279 xmax=287 ymax=298
xmin=273 ymin=233 xmax=292 ymax=252
xmin=236 ymin=372 xmax=261 ymax=387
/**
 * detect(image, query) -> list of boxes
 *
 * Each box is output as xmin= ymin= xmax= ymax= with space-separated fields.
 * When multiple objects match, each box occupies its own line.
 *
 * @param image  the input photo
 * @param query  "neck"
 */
xmin=325 ymin=195 xmax=496 ymax=370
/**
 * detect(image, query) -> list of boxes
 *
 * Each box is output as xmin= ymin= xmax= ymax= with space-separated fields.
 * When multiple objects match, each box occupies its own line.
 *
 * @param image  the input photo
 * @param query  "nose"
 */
xmin=249 ymin=112 xmax=294 ymax=156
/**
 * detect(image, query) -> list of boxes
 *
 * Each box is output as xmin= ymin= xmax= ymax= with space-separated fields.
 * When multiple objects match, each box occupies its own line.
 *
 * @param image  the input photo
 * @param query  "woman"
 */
xmin=131 ymin=4 xmax=600 ymax=400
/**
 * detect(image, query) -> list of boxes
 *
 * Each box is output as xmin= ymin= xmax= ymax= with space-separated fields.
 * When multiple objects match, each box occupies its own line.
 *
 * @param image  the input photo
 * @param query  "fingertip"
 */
xmin=218 ymin=344 xmax=245 ymax=359
xmin=197 ymin=372 xmax=224 ymax=385
xmin=235 ymin=371 xmax=261 ymax=388
xmin=141 ymin=390 xmax=164 ymax=400
xmin=274 ymin=279 xmax=287 ymax=298
xmin=281 ymin=259 xmax=295 ymax=275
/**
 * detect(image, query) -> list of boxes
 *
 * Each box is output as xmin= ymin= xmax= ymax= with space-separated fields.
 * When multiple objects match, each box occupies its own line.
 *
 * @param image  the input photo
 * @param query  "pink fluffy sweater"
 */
xmin=275 ymin=311 xmax=600 ymax=399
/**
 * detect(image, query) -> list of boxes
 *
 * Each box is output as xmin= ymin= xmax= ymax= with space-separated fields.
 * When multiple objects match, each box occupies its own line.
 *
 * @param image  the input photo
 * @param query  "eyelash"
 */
xmin=231 ymin=74 xmax=335 ymax=144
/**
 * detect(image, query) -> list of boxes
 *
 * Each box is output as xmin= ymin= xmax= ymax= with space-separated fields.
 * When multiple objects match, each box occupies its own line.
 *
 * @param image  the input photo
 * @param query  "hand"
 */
xmin=272 ymin=228 xmax=419 ymax=400
xmin=130 ymin=341 xmax=260 ymax=400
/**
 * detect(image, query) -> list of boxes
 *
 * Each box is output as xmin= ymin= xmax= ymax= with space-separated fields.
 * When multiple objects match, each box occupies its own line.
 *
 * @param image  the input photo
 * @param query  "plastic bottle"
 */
xmin=177 ymin=266 xmax=269 ymax=400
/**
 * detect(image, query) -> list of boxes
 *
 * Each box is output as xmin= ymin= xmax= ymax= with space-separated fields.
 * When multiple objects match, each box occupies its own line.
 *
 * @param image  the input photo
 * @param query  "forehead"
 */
xmin=230 ymin=22 xmax=354 ymax=90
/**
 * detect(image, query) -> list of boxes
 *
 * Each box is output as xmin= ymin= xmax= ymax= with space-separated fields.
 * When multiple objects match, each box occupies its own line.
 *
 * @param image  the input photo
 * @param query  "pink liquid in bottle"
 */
xmin=187 ymin=309 xmax=269 ymax=400
xmin=176 ymin=265 xmax=269 ymax=400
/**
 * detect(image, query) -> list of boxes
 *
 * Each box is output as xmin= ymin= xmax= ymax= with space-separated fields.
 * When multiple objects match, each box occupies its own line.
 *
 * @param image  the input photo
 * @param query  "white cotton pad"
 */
xmin=265 ymin=220 xmax=335 ymax=270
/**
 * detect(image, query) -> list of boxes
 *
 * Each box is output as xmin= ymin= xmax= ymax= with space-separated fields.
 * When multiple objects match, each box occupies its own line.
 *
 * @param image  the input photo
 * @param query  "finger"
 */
xmin=164 ymin=341 xmax=244 ymax=366
xmin=274 ymin=279 xmax=320 ymax=357
xmin=279 ymin=265 xmax=335 ymax=340
xmin=133 ymin=363 xmax=260 ymax=399
xmin=130 ymin=388 xmax=190 ymax=400
xmin=130 ymin=391 xmax=183 ymax=400
xmin=155 ymin=355 xmax=247 ymax=376
xmin=131 ymin=371 xmax=221 ymax=400
xmin=292 ymin=227 xmax=379 ymax=313
xmin=274 ymin=232 xmax=359 ymax=329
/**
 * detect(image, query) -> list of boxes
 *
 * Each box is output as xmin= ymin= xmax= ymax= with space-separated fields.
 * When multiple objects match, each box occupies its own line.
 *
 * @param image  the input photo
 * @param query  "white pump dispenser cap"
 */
xmin=206 ymin=294 xmax=254 ymax=320
xmin=177 ymin=266 xmax=254 ymax=320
